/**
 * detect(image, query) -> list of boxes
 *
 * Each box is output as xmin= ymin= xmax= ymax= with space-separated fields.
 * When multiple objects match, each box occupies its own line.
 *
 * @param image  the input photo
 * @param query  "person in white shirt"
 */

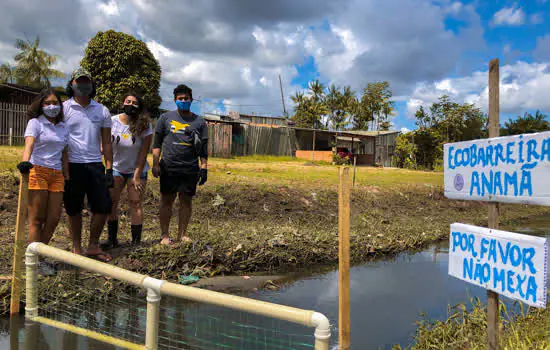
xmin=102 ymin=92 xmax=153 ymax=248
xmin=17 ymin=89 xmax=69 ymax=275
xmin=63 ymin=68 xmax=114 ymax=262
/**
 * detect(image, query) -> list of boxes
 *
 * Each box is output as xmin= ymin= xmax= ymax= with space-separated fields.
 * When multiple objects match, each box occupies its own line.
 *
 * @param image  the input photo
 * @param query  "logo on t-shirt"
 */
xmin=170 ymin=120 xmax=190 ymax=134
xmin=121 ymin=133 xmax=130 ymax=140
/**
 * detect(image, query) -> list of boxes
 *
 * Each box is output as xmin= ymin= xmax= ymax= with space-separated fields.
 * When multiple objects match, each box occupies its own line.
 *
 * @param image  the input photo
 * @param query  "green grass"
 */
xmin=406 ymin=298 xmax=550 ymax=349
xmin=0 ymin=146 xmax=23 ymax=173
xmin=0 ymin=145 xmax=443 ymax=189
xmin=223 ymin=155 xmax=301 ymax=163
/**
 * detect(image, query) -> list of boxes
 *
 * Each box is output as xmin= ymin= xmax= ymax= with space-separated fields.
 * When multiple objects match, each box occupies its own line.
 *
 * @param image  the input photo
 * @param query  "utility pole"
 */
xmin=279 ymin=74 xmax=288 ymax=118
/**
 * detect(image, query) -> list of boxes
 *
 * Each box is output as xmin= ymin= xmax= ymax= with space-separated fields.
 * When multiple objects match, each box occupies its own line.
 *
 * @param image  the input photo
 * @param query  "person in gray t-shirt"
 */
xmin=152 ymin=84 xmax=208 ymax=245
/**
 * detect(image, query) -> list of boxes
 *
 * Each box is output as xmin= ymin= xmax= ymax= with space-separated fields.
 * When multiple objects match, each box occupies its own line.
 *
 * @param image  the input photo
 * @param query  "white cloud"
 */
xmin=2 ymin=0 xmax=543 ymax=124
xmin=407 ymin=61 xmax=550 ymax=117
xmin=303 ymin=0 xmax=484 ymax=95
xmin=98 ymin=0 xmax=120 ymax=16
xmin=401 ymin=127 xmax=410 ymax=133
xmin=492 ymin=5 xmax=525 ymax=26
xmin=145 ymin=39 xmax=175 ymax=59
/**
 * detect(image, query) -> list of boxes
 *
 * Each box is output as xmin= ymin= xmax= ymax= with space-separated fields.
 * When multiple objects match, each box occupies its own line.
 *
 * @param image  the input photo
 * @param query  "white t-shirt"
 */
xmin=63 ymin=98 xmax=112 ymax=163
xmin=111 ymin=114 xmax=153 ymax=174
xmin=24 ymin=115 xmax=69 ymax=171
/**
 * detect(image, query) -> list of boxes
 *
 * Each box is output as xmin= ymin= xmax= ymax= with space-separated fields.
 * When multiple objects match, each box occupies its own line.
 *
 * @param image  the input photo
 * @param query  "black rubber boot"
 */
xmin=101 ymin=220 xmax=119 ymax=249
xmin=131 ymin=224 xmax=142 ymax=245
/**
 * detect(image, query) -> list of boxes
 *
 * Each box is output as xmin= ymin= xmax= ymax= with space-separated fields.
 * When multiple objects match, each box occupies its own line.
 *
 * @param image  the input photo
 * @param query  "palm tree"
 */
xmin=13 ymin=37 xmax=64 ymax=88
xmin=308 ymin=80 xmax=325 ymax=103
xmin=291 ymin=91 xmax=306 ymax=106
xmin=325 ymin=84 xmax=342 ymax=129
xmin=0 ymin=63 xmax=15 ymax=83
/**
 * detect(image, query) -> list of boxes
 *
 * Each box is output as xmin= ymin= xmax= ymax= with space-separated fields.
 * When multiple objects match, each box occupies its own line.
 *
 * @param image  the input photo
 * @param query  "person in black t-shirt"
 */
xmin=152 ymin=84 xmax=208 ymax=245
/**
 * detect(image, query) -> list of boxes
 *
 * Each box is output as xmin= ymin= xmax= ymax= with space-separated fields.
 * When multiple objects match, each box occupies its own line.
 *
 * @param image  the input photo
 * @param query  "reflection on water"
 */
xmin=0 ymin=219 xmax=548 ymax=349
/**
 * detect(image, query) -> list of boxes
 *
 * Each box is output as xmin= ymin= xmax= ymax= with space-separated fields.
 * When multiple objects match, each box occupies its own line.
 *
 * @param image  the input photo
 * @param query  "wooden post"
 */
xmin=353 ymin=156 xmax=357 ymax=187
xmin=487 ymin=58 xmax=500 ymax=350
xmin=9 ymin=127 xmax=13 ymax=146
xmin=10 ymin=173 xmax=29 ymax=316
xmin=338 ymin=167 xmax=351 ymax=349
xmin=312 ymin=130 xmax=316 ymax=162
xmin=10 ymin=314 xmax=20 ymax=350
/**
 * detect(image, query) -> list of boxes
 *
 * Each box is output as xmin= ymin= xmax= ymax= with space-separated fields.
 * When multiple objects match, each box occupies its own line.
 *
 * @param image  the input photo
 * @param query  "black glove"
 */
xmin=16 ymin=161 xmax=33 ymax=174
xmin=198 ymin=168 xmax=207 ymax=186
xmin=105 ymin=169 xmax=114 ymax=188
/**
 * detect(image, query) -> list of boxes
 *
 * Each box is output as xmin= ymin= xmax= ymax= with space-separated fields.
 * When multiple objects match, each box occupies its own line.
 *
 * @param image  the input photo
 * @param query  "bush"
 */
xmin=81 ymin=30 xmax=162 ymax=116
xmin=332 ymin=153 xmax=350 ymax=165
xmin=395 ymin=133 xmax=417 ymax=169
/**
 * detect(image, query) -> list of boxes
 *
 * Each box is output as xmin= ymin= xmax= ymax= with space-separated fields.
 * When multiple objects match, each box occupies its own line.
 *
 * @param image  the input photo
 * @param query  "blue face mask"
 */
xmin=176 ymin=100 xmax=191 ymax=112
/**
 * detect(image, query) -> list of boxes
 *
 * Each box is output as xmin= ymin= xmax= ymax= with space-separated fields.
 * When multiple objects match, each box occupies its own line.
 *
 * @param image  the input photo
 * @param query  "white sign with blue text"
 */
xmin=449 ymin=223 xmax=548 ymax=308
xmin=444 ymin=131 xmax=550 ymax=205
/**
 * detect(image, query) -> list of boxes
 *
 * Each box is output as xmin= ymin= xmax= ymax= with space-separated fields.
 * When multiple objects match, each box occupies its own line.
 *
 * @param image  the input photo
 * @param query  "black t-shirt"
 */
xmin=153 ymin=111 xmax=208 ymax=174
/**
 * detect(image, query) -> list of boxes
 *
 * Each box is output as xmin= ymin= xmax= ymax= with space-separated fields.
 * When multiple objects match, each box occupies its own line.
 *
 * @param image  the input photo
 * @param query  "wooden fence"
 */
xmin=229 ymin=124 xmax=296 ymax=157
xmin=208 ymin=123 xmax=232 ymax=158
xmin=1 ymin=104 xmax=298 ymax=159
xmin=0 ymin=102 xmax=28 ymax=146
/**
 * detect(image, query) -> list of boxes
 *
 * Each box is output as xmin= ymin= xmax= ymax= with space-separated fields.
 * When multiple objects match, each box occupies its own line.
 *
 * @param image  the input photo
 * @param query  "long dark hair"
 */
xmin=122 ymin=91 xmax=150 ymax=136
xmin=26 ymin=88 xmax=64 ymax=124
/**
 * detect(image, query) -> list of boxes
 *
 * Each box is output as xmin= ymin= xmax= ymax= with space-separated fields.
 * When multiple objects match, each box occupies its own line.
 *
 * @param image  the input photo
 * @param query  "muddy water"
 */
xmin=1 ymin=219 xmax=549 ymax=350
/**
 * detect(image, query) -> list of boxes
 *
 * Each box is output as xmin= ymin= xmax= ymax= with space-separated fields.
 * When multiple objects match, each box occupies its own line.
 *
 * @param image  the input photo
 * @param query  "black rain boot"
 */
xmin=101 ymin=220 xmax=119 ymax=249
xmin=131 ymin=224 xmax=143 ymax=245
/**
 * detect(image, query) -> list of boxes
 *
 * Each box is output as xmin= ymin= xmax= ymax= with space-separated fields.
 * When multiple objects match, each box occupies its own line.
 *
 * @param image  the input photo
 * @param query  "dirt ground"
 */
xmin=1 ymin=167 xmax=549 ymax=314
xmin=1 ymin=150 xmax=549 ymax=320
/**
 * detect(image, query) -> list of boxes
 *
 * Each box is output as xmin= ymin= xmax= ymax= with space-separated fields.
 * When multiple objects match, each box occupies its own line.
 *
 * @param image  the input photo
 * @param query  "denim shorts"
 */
xmin=113 ymin=169 xmax=148 ymax=180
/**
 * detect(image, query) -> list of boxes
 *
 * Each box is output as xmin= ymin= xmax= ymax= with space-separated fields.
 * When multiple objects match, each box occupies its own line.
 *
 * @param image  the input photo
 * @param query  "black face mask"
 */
xmin=123 ymin=104 xmax=139 ymax=117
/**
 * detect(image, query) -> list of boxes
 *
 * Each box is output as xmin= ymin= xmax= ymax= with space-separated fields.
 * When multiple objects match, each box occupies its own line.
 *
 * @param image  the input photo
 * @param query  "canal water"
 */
xmin=1 ymin=219 xmax=549 ymax=349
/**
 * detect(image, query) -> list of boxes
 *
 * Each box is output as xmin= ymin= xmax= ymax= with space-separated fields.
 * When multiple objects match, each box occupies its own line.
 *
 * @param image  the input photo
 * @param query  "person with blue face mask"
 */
xmin=62 ymin=68 xmax=114 ymax=262
xmin=152 ymin=84 xmax=209 ymax=245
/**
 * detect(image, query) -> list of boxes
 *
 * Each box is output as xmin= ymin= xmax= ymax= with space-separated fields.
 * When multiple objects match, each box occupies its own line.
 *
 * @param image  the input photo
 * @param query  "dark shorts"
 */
xmin=160 ymin=170 xmax=199 ymax=196
xmin=63 ymin=162 xmax=112 ymax=216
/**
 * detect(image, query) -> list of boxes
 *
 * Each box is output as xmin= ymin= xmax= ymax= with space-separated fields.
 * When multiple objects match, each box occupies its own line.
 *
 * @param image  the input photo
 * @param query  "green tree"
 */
xmin=325 ymin=84 xmax=357 ymax=130
xmin=309 ymin=79 xmax=325 ymax=103
xmin=394 ymin=133 xmax=417 ymax=169
xmin=500 ymin=111 xmax=550 ymax=136
xmin=81 ymin=30 xmax=162 ymax=115
xmin=0 ymin=63 xmax=15 ymax=83
xmin=12 ymin=37 xmax=64 ymax=88
xmin=379 ymin=121 xmax=391 ymax=131
xmin=354 ymin=81 xmax=394 ymax=131
xmin=408 ymin=95 xmax=486 ymax=169
xmin=291 ymin=79 xmax=395 ymax=131
xmin=291 ymin=80 xmax=330 ymax=129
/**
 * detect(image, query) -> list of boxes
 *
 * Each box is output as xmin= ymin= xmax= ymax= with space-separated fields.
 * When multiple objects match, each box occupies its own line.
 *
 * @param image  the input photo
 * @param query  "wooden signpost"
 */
xmin=338 ymin=167 xmax=351 ymax=349
xmin=10 ymin=173 xmax=29 ymax=315
xmin=487 ymin=58 xmax=500 ymax=350
xmin=444 ymin=59 xmax=549 ymax=349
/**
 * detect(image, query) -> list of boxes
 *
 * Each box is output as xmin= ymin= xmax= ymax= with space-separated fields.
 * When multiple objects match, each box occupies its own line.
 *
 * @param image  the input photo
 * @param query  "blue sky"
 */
xmin=2 ymin=0 xmax=550 ymax=132
xmin=287 ymin=1 xmax=550 ymax=131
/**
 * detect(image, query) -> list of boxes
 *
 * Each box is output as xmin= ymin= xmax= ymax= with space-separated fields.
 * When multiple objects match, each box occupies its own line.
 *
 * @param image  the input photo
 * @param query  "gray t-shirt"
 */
xmin=153 ymin=111 xmax=208 ymax=174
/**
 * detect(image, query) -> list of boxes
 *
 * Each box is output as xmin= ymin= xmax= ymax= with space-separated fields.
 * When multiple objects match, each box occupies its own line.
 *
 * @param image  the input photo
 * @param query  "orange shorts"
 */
xmin=28 ymin=165 xmax=65 ymax=192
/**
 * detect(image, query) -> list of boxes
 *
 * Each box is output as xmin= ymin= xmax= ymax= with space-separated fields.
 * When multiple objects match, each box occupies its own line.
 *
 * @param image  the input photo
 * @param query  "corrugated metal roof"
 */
xmin=343 ymin=130 xmax=401 ymax=136
xmin=291 ymin=127 xmax=400 ymax=138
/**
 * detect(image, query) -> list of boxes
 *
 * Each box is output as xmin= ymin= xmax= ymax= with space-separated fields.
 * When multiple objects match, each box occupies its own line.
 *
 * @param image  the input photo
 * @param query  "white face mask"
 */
xmin=43 ymin=105 xmax=61 ymax=118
